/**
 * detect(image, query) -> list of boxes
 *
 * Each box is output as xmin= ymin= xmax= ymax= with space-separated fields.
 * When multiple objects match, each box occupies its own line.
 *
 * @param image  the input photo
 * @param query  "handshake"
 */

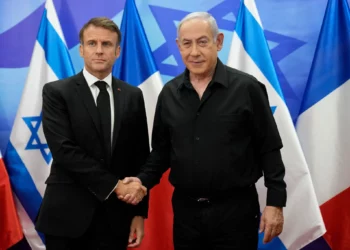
xmin=114 ymin=177 xmax=147 ymax=205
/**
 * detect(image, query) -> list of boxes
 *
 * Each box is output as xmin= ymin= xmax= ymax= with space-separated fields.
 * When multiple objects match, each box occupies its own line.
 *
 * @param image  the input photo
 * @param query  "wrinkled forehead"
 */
xmin=178 ymin=19 xmax=213 ymax=40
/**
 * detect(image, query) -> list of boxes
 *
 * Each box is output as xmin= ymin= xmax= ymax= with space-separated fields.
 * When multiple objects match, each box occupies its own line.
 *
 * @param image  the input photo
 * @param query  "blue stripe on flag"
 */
xmin=4 ymin=142 xmax=43 ymax=222
xmin=112 ymin=0 xmax=157 ymax=86
xmin=4 ymin=2 xmax=74 ymax=247
xmin=256 ymin=213 xmax=286 ymax=249
xmin=258 ymin=232 xmax=287 ymax=250
xmin=37 ymin=9 xmax=75 ymax=80
xmin=4 ymin=142 xmax=45 ymax=243
xmin=299 ymin=0 xmax=350 ymax=114
xmin=235 ymin=2 xmax=284 ymax=100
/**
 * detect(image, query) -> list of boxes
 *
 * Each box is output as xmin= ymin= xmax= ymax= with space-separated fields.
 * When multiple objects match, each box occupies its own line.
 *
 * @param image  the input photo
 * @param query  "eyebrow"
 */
xmin=182 ymin=36 xmax=209 ymax=42
xmin=85 ymin=39 xmax=113 ymax=43
xmin=197 ymin=36 xmax=209 ymax=40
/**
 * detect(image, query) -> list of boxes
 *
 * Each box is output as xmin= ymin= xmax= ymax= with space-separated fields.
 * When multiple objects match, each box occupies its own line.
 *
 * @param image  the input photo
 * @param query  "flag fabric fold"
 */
xmin=112 ymin=1 xmax=168 ymax=250
xmin=3 ymin=0 xmax=75 ymax=248
xmin=227 ymin=1 xmax=325 ymax=249
xmin=297 ymin=0 xmax=350 ymax=249
xmin=0 ymin=150 xmax=23 ymax=250
xmin=113 ymin=0 xmax=163 ymax=139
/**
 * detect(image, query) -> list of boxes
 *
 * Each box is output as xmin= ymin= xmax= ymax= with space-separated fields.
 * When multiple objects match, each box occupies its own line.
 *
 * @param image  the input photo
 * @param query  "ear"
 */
xmin=79 ymin=44 xmax=83 ymax=57
xmin=216 ymin=33 xmax=224 ymax=51
xmin=115 ymin=45 xmax=121 ymax=59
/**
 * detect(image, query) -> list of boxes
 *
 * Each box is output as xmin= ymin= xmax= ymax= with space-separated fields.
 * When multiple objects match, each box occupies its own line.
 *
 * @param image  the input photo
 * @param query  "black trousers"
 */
xmin=172 ymin=186 xmax=260 ymax=250
xmin=45 ymin=204 xmax=131 ymax=250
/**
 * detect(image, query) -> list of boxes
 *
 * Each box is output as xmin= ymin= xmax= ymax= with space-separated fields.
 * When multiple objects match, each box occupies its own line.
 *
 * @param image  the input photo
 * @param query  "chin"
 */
xmin=92 ymin=67 xmax=107 ymax=72
xmin=189 ymin=68 xmax=205 ymax=75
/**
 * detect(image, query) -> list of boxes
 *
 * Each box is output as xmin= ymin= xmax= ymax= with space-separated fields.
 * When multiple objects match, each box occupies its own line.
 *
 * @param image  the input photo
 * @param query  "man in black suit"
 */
xmin=35 ymin=17 xmax=150 ymax=249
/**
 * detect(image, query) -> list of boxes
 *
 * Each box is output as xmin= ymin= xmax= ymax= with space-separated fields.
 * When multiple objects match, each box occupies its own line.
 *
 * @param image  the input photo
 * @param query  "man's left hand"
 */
xmin=259 ymin=206 xmax=284 ymax=244
xmin=128 ymin=216 xmax=144 ymax=248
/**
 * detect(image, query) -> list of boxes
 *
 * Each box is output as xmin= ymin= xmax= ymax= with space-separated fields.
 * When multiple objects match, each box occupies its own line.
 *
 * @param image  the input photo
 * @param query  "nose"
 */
xmin=96 ymin=43 xmax=103 ymax=54
xmin=190 ymin=44 xmax=200 ymax=56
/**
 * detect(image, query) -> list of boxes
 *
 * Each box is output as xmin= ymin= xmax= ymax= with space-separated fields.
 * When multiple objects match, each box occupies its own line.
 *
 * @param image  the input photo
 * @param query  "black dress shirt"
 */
xmin=138 ymin=59 xmax=287 ymax=207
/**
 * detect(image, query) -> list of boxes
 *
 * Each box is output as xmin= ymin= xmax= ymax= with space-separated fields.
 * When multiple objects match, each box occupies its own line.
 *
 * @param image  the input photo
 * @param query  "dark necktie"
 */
xmin=95 ymin=81 xmax=111 ymax=155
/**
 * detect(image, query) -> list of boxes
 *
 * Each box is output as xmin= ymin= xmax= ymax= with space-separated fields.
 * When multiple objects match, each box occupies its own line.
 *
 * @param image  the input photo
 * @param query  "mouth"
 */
xmin=93 ymin=59 xmax=106 ymax=63
xmin=190 ymin=61 xmax=204 ymax=66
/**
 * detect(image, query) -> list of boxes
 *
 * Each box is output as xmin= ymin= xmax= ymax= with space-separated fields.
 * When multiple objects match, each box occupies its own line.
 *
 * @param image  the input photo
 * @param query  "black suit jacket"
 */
xmin=35 ymin=72 xmax=150 ymax=237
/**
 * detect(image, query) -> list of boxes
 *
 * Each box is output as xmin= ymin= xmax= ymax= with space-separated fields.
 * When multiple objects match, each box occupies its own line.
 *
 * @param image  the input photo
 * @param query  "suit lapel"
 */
xmin=74 ymin=72 xmax=102 ymax=138
xmin=111 ymin=77 xmax=125 ymax=152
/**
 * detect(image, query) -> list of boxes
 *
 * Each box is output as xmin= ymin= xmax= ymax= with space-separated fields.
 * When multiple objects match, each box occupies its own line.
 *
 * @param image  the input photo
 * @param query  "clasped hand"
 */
xmin=115 ymin=177 xmax=146 ymax=205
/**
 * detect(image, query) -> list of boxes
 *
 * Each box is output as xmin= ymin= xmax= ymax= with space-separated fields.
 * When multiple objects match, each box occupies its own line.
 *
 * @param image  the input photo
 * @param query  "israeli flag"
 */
xmin=297 ymin=0 xmax=350 ymax=249
xmin=227 ymin=1 xmax=325 ymax=249
xmin=4 ymin=0 xmax=75 ymax=248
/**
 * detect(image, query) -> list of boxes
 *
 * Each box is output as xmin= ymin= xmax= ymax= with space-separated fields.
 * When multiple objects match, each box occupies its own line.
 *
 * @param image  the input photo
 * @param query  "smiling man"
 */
xmin=121 ymin=12 xmax=287 ymax=250
xmin=35 ymin=17 xmax=150 ymax=250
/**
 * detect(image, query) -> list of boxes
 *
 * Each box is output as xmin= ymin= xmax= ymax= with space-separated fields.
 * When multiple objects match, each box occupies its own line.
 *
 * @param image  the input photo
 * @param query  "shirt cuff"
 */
xmin=105 ymin=182 xmax=119 ymax=200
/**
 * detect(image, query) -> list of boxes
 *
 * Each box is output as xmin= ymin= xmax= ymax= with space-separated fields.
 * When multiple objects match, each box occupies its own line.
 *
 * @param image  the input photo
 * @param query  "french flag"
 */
xmin=4 ymin=0 xmax=75 ymax=248
xmin=297 ymin=0 xmax=350 ymax=249
xmin=227 ymin=0 xmax=325 ymax=249
xmin=0 ymin=150 xmax=23 ymax=249
xmin=111 ymin=1 xmax=170 ymax=250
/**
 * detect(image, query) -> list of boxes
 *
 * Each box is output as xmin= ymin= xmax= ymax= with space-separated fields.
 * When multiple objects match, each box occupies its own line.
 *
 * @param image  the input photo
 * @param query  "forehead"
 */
xmin=178 ymin=19 xmax=213 ymax=40
xmin=83 ymin=25 xmax=118 ymax=41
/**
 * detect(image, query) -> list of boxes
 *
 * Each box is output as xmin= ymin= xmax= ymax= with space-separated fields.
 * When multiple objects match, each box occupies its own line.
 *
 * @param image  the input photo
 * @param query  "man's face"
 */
xmin=176 ymin=19 xmax=223 ymax=77
xmin=79 ymin=25 xmax=120 ymax=79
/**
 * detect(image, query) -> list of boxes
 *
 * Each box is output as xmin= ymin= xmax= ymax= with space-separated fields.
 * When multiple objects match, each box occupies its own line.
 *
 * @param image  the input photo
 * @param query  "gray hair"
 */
xmin=177 ymin=12 xmax=219 ymax=41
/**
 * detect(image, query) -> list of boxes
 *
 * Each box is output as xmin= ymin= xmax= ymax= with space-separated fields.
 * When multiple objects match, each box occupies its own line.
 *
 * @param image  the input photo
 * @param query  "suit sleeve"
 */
xmin=132 ymin=90 xmax=150 ymax=218
xmin=248 ymin=81 xmax=287 ymax=207
xmin=42 ymin=83 xmax=118 ymax=202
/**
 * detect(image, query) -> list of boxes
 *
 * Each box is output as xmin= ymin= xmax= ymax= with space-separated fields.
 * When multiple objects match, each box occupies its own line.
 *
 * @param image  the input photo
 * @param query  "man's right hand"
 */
xmin=115 ymin=178 xmax=146 ymax=205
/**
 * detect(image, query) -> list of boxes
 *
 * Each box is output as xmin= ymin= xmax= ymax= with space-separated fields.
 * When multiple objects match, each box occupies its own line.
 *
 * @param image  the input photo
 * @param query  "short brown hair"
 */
xmin=79 ymin=17 xmax=122 ymax=45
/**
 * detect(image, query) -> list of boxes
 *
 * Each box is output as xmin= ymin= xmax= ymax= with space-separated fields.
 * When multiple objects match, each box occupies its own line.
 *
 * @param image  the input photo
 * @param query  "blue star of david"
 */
xmin=23 ymin=113 xmax=52 ymax=164
xmin=149 ymin=0 xmax=305 ymax=105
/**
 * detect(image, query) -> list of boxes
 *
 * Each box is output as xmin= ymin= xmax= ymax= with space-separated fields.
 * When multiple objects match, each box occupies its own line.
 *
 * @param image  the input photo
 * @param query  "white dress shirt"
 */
xmin=83 ymin=68 xmax=115 ymax=145
xmin=83 ymin=68 xmax=117 ymax=199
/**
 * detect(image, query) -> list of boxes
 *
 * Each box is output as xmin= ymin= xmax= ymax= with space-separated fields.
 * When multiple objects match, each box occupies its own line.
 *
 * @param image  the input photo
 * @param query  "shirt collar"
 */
xmin=178 ymin=58 xmax=228 ymax=90
xmin=83 ymin=68 xmax=112 ymax=89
